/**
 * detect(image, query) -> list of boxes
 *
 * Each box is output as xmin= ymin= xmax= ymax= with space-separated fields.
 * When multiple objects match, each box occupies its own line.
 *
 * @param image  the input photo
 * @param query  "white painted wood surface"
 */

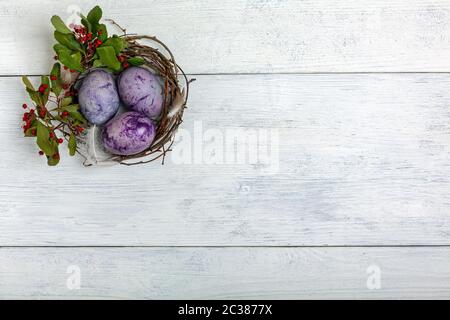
xmin=1 ymin=0 xmax=450 ymax=299
xmin=1 ymin=247 xmax=450 ymax=299
xmin=2 ymin=74 xmax=450 ymax=246
xmin=2 ymin=0 xmax=450 ymax=74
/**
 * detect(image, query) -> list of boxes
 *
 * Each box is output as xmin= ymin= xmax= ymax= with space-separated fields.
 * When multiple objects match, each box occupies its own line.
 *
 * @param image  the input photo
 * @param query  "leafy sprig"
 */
xmin=21 ymin=6 xmax=146 ymax=166
xmin=21 ymin=73 xmax=86 ymax=166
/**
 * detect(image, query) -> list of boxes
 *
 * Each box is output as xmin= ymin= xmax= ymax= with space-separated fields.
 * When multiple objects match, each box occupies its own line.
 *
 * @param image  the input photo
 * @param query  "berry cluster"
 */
xmin=73 ymin=23 xmax=129 ymax=70
xmin=72 ymin=24 xmax=104 ymax=60
xmin=21 ymin=105 xmax=36 ymax=135
xmin=118 ymin=55 xmax=129 ymax=69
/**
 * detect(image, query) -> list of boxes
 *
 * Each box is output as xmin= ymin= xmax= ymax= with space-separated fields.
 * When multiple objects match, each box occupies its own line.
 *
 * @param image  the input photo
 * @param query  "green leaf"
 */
xmin=50 ymin=62 xmax=61 ymax=76
xmin=57 ymin=48 xmax=84 ymax=72
xmin=128 ymin=57 xmax=145 ymax=66
xmin=41 ymin=75 xmax=50 ymax=86
xmin=26 ymin=88 xmax=42 ymax=106
xmin=71 ymin=52 xmax=82 ymax=63
xmin=61 ymin=104 xmax=87 ymax=124
xmin=61 ymin=104 xmax=80 ymax=113
xmin=54 ymin=31 xmax=81 ymax=51
xmin=69 ymin=110 xmax=87 ymax=124
xmin=22 ymin=76 xmax=35 ymax=91
xmin=97 ymin=24 xmax=108 ymax=42
xmin=40 ymin=76 xmax=50 ymax=106
xmin=53 ymin=43 xmax=70 ymax=55
xmin=103 ymin=36 xmax=127 ymax=55
xmin=87 ymin=6 xmax=102 ymax=31
xmin=51 ymin=15 xmax=72 ymax=34
xmin=80 ymin=14 xmax=92 ymax=33
xmin=36 ymin=121 xmax=55 ymax=156
xmin=60 ymin=97 xmax=73 ymax=108
xmin=47 ymin=152 xmax=60 ymax=166
xmin=92 ymin=59 xmax=104 ymax=68
xmin=50 ymin=63 xmax=62 ymax=96
xmin=97 ymin=46 xmax=121 ymax=71
xmin=68 ymin=133 xmax=77 ymax=156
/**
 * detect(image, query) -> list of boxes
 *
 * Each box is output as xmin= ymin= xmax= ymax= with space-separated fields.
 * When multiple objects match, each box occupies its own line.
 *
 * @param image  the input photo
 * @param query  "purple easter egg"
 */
xmin=79 ymin=69 xmax=120 ymax=125
xmin=117 ymin=67 xmax=164 ymax=119
xmin=102 ymin=111 xmax=156 ymax=156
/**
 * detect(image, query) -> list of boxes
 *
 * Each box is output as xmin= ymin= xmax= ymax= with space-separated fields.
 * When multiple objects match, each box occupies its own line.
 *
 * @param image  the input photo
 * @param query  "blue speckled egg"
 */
xmin=79 ymin=70 xmax=120 ymax=125
xmin=102 ymin=111 xmax=156 ymax=156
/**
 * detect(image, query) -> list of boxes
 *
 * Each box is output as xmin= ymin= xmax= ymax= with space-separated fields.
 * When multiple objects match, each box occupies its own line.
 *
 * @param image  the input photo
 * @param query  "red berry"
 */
xmin=29 ymin=109 xmax=35 ymax=114
xmin=58 ymin=138 xmax=64 ymax=144
xmin=70 ymin=69 xmax=76 ymax=73
xmin=22 ymin=120 xmax=30 ymax=129
xmin=77 ymin=126 xmax=84 ymax=133
xmin=63 ymin=66 xmax=69 ymax=70
xmin=98 ymin=30 xmax=103 ymax=35
xmin=118 ymin=55 xmax=125 ymax=63
xmin=22 ymin=103 xmax=27 ymax=109
xmin=74 ymin=26 xmax=85 ymax=34
xmin=49 ymin=132 xmax=55 ymax=138
xmin=39 ymin=151 xmax=44 ymax=156
xmin=38 ymin=84 xmax=49 ymax=94
xmin=62 ymin=111 xmax=69 ymax=117
xmin=31 ymin=129 xmax=37 ymax=136
xmin=123 ymin=62 xmax=129 ymax=69
xmin=62 ymin=84 xmax=69 ymax=90
xmin=50 ymin=75 xmax=57 ymax=81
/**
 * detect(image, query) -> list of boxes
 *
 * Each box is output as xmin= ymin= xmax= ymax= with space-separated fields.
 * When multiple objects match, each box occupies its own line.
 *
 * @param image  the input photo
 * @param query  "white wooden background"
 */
xmin=1 ymin=0 xmax=450 ymax=299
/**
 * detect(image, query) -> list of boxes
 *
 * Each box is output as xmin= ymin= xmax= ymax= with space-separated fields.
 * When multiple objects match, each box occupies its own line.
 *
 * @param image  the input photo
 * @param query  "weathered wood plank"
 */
xmin=1 ymin=0 xmax=450 ymax=74
xmin=0 ymin=247 xmax=449 ymax=299
xmin=2 ymin=74 xmax=450 ymax=246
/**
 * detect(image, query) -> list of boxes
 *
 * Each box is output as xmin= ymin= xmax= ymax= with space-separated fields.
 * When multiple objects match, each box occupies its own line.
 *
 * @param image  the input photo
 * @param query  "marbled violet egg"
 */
xmin=79 ymin=69 xmax=120 ymax=125
xmin=102 ymin=111 xmax=156 ymax=156
xmin=117 ymin=67 xmax=164 ymax=119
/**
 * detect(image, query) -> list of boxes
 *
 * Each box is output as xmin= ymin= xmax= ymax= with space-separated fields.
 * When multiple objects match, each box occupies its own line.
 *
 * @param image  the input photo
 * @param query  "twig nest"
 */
xmin=78 ymin=34 xmax=191 ymax=166
xmin=97 ymin=34 xmax=191 ymax=166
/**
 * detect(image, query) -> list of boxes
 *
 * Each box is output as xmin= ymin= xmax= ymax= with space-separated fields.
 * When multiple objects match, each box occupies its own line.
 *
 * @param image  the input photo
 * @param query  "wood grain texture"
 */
xmin=0 ymin=247 xmax=449 ymax=299
xmin=1 ymin=0 xmax=450 ymax=299
xmin=1 ymin=0 xmax=450 ymax=74
xmin=2 ymin=74 xmax=450 ymax=246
